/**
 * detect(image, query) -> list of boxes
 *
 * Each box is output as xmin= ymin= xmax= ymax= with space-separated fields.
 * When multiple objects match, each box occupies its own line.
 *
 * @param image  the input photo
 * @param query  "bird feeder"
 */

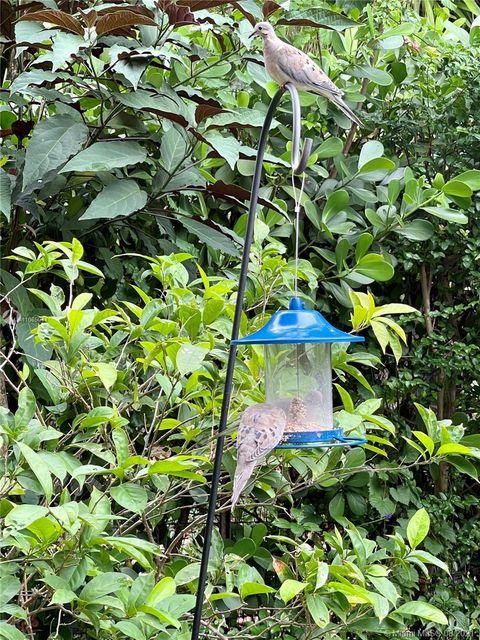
xmin=233 ymin=297 xmax=367 ymax=448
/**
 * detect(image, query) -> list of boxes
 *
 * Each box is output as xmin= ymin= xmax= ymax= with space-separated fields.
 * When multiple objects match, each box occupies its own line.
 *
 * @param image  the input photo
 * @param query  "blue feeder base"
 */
xmin=276 ymin=428 xmax=367 ymax=449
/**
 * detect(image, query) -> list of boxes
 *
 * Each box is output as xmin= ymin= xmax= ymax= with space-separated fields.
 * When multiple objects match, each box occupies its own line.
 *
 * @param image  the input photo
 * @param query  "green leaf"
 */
xmin=0 ymin=168 xmax=12 ymax=221
xmin=80 ymin=180 xmax=147 ymax=220
xmin=352 ymin=65 xmax=393 ymax=86
xmin=368 ymin=576 xmax=399 ymax=605
xmin=240 ymin=582 xmax=276 ymax=598
xmin=161 ymin=127 xmax=188 ymax=173
xmin=358 ymin=141 xmax=384 ymax=169
xmin=115 ymin=621 xmax=146 ymax=640
xmin=422 ymin=206 xmax=468 ymax=224
xmin=204 ymin=131 xmax=242 ymax=170
xmin=323 ymin=189 xmax=349 ymax=221
xmin=355 ymin=255 xmax=394 ymax=281
xmin=0 ymin=622 xmax=28 ymax=640
xmin=22 ymin=114 xmax=88 ymax=191
xmin=358 ymin=158 xmax=396 ymax=174
xmin=15 ymin=387 xmax=36 ymax=429
xmin=306 ymin=593 xmax=329 ymax=628
xmin=91 ymin=362 xmax=117 ymax=391
xmin=146 ymin=577 xmax=176 ymax=606
xmin=470 ymin=15 xmax=480 ymax=46
xmin=176 ymin=344 xmax=209 ymax=376
xmin=61 ymin=141 xmax=147 ymax=173
xmin=316 ymin=137 xmax=343 ymax=158
xmin=277 ymin=8 xmax=359 ymax=30
xmin=0 ymin=577 xmax=21 ymax=605
xmin=79 ymin=573 xmax=130 ymax=603
xmin=407 ymin=550 xmax=449 ymax=574
xmin=50 ymin=32 xmax=84 ymax=71
xmin=278 ymin=579 xmax=307 ymax=604
xmin=110 ymin=483 xmax=148 ymax=514
xmin=394 ymin=601 xmax=448 ymax=625
xmin=436 ymin=443 xmax=472 ymax=456
xmin=406 ymin=508 xmax=430 ymax=549
xmin=395 ymin=219 xmax=434 ymax=241
xmin=442 ymin=180 xmax=472 ymax=197
xmin=17 ymin=442 xmax=53 ymax=502
xmin=4 ymin=505 xmax=48 ymax=529
xmin=181 ymin=218 xmax=240 ymax=256
xmin=454 ymin=169 xmax=480 ymax=190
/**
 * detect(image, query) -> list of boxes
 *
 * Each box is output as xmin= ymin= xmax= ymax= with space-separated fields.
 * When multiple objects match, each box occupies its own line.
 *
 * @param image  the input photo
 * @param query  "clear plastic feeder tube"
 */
xmin=264 ymin=342 xmax=333 ymax=433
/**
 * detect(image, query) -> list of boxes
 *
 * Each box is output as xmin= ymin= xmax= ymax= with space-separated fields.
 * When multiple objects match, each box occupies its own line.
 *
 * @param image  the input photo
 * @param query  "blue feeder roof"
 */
xmin=233 ymin=297 xmax=364 ymax=345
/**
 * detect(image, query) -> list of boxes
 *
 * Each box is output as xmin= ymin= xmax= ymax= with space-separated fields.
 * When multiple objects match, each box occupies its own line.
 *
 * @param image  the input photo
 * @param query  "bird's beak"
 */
xmin=249 ymin=31 xmax=256 ymax=39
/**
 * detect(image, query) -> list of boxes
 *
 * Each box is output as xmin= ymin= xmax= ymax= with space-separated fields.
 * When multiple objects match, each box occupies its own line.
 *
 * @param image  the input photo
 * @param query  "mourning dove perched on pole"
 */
xmin=252 ymin=22 xmax=362 ymax=126
xmin=231 ymin=402 xmax=287 ymax=510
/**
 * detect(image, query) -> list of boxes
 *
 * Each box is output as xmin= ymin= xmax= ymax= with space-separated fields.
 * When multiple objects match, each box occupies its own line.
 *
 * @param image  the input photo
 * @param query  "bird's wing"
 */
xmin=237 ymin=404 xmax=287 ymax=462
xmin=277 ymin=43 xmax=344 ymax=97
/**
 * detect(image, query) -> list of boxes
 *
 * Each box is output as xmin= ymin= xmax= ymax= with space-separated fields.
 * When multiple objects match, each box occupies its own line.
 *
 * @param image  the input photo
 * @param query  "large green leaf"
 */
xmin=422 ymin=206 xmax=468 ymax=224
xmin=278 ymin=579 xmax=307 ymax=604
xmin=277 ymin=8 xmax=359 ymax=30
xmin=60 ymin=141 xmax=147 ymax=173
xmin=181 ymin=218 xmax=240 ymax=256
xmin=395 ymin=219 xmax=434 ymax=241
xmin=306 ymin=594 xmax=329 ymax=627
xmin=22 ymin=114 xmax=88 ymax=190
xmin=80 ymin=180 xmax=147 ymax=220
xmin=354 ymin=254 xmax=394 ymax=281
xmin=406 ymin=508 xmax=430 ymax=549
xmin=358 ymin=141 xmax=384 ymax=169
xmin=161 ymin=127 xmax=188 ymax=173
xmin=204 ymin=131 xmax=242 ymax=170
xmin=79 ymin=573 xmax=130 ymax=603
xmin=0 ymin=168 xmax=12 ymax=221
xmin=394 ymin=601 xmax=448 ymax=625
xmin=110 ymin=483 xmax=148 ymax=514
xmin=17 ymin=442 xmax=53 ymax=502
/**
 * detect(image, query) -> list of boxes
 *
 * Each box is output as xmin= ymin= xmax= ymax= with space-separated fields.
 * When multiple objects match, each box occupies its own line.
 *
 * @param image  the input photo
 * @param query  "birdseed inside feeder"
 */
xmin=233 ymin=297 xmax=367 ymax=448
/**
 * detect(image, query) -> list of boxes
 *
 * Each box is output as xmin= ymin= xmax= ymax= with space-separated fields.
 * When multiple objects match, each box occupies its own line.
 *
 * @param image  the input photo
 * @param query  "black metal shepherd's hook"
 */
xmin=190 ymin=83 xmax=313 ymax=640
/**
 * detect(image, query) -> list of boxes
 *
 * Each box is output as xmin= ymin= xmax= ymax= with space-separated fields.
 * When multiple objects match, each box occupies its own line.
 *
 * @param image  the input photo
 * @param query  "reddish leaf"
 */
xmin=156 ymin=1 xmax=196 ymax=25
xmin=206 ymin=181 xmax=279 ymax=210
xmin=18 ymin=9 xmax=83 ymax=35
xmin=175 ymin=0 xmax=235 ymax=10
xmin=0 ymin=0 xmax=14 ymax=40
xmin=96 ymin=10 xmax=157 ymax=35
xmin=232 ymin=1 xmax=256 ymax=25
xmin=263 ymin=1 xmax=282 ymax=19
xmin=195 ymin=104 xmax=224 ymax=124
xmin=79 ymin=9 xmax=97 ymax=28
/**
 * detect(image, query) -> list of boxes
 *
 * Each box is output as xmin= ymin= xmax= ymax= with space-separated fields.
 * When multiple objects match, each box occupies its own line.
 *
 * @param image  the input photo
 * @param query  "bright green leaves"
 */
xmin=395 ymin=601 xmax=448 ymax=625
xmin=22 ymin=114 xmax=88 ymax=191
xmin=349 ymin=291 xmax=418 ymax=362
xmin=278 ymin=579 xmax=307 ymax=604
xmin=406 ymin=509 xmax=430 ymax=549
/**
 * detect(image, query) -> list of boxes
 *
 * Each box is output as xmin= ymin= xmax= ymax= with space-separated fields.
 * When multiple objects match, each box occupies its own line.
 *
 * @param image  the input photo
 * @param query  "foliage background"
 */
xmin=0 ymin=0 xmax=479 ymax=639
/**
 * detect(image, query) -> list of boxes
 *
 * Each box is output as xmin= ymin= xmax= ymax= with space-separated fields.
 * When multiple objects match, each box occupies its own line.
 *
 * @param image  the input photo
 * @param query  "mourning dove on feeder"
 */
xmin=252 ymin=22 xmax=363 ymax=127
xmin=231 ymin=403 xmax=287 ymax=510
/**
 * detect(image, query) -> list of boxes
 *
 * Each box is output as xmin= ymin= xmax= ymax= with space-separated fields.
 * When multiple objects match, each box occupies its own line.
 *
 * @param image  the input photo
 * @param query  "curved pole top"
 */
xmin=283 ymin=83 xmax=313 ymax=175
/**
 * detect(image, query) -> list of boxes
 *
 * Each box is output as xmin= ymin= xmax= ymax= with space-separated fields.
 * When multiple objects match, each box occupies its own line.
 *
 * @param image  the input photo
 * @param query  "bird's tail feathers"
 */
xmin=331 ymin=95 xmax=363 ymax=127
xmin=231 ymin=461 xmax=256 ymax=511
